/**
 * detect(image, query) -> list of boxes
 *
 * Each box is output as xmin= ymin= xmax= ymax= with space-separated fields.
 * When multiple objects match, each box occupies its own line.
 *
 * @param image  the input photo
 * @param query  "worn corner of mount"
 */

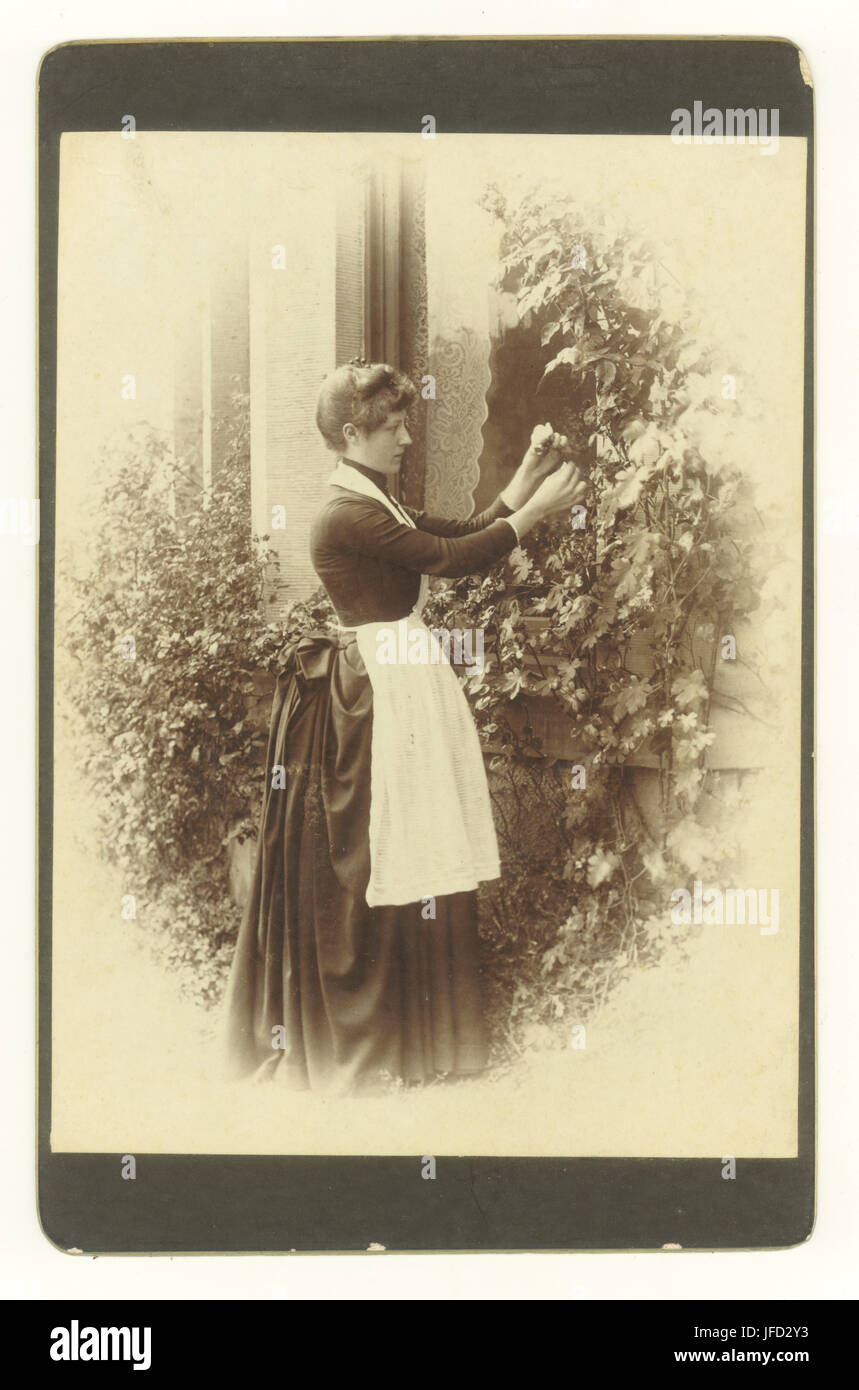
xmin=797 ymin=47 xmax=813 ymax=89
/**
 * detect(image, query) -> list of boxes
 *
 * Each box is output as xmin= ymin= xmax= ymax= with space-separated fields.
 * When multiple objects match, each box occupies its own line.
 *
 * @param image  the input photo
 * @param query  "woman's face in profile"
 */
xmin=345 ymin=409 xmax=412 ymax=476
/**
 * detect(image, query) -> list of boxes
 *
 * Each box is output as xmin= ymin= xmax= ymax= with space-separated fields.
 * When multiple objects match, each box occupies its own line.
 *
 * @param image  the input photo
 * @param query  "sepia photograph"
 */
xmin=49 ymin=114 xmax=807 ymax=1166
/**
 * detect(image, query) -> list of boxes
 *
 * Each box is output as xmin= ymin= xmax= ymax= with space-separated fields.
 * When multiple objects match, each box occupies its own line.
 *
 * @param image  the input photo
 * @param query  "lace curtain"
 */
xmin=422 ymin=163 xmax=501 ymax=519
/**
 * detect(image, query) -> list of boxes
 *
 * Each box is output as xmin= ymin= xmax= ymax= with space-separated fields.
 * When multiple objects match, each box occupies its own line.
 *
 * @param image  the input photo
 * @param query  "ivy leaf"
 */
xmin=611 ymin=679 xmax=651 ymax=719
xmin=502 ymin=670 xmax=528 ymax=699
xmin=671 ymin=669 xmax=708 ymax=708
xmin=627 ymin=529 xmax=660 ymax=565
xmin=509 ymin=547 xmax=532 ymax=583
xmin=586 ymin=849 xmax=620 ymax=888
xmin=613 ymin=468 xmax=644 ymax=511
xmin=673 ymin=766 xmax=706 ymax=801
xmin=540 ymin=346 xmax=582 ymax=382
xmin=594 ymin=358 xmax=617 ymax=390
xmin=642 ymin=847 xmax=668 ymax=882
xmin=666 ymin=816 xmax=711 ymax=873
xmin=532 ymin=678 xmax=556 ymax=697
xmin=628 ymin=429 xmax=662 ymax=466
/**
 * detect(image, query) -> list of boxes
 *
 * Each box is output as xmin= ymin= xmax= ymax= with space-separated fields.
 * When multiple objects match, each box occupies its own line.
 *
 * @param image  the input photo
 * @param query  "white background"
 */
xmin=1 ymin=0 xmax=854 ymax=1300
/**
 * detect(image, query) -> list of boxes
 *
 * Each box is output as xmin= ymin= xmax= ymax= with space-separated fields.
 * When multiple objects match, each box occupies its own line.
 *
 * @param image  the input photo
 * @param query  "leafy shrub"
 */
xmin=59 ymin=392 xmax=335 ymax=1005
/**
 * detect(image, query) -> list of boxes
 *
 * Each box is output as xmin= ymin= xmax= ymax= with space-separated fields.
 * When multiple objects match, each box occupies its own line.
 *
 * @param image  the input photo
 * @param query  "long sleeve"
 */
xmin=323 ymin=492 xmax=518 ymax=579
xmin=401 ymin=490 xmax=518 ymax=540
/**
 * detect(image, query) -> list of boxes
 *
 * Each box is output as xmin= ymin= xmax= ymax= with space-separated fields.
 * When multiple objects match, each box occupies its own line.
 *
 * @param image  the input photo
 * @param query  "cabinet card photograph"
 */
xmin=39 ymin=38 xmax=814 ymax=1251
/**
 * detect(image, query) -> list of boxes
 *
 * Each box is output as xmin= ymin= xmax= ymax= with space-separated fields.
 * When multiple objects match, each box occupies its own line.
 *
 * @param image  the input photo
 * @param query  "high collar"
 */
xmin=328 ymin=458 xmax=416 ymax=531
xmin=337 ymin=457 xmax=393 ymax=496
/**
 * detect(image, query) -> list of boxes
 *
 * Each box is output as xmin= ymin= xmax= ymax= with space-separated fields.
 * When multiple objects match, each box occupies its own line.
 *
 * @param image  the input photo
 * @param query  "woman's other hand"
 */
xmin=531 ymin=460 xmax=588 ymax=518
xmin=507 ymin=460 xmax=588 ymax=540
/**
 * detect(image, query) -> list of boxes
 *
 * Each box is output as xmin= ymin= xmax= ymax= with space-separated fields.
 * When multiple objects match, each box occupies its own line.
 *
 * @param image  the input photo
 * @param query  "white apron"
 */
xmin=327 ymin=461 xmax=501 ymax=908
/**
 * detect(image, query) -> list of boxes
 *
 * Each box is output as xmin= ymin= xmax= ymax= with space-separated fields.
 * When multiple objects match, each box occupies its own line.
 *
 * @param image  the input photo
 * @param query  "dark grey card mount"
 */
xmin=38 ymin=37 xmax=814 ymax=1254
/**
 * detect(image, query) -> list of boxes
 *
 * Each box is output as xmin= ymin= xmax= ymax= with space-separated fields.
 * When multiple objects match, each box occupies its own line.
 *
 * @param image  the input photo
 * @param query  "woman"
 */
xmin=221 ymin=359 xmax=586 ymax=1095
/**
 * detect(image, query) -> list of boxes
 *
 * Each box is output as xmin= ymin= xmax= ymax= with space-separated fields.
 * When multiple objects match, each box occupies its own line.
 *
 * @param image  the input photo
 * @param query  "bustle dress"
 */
xmin=220 ymin=456 xmax=521 ymax=1094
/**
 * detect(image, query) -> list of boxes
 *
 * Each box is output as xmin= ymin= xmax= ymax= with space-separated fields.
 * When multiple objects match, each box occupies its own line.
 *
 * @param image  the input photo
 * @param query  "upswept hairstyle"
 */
xmin=315 ymin=358 xmax=418 ymax=452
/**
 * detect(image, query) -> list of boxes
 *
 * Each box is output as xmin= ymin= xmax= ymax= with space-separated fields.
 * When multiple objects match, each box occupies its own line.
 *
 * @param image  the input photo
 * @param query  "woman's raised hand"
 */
xmin=523 ymin=422 xmax=570 ymax=480
xmin=531 ymin=460 xmax=588 ymax=518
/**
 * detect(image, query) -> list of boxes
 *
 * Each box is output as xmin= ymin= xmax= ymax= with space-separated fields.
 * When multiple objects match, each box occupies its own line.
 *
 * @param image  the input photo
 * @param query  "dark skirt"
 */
xmin=220 ymin=631 xmax=490 ymax=1095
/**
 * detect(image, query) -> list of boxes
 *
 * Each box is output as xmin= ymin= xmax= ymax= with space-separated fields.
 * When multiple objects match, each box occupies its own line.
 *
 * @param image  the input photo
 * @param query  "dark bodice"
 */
xmin=310 ymin=468 xmax=519 ymax=627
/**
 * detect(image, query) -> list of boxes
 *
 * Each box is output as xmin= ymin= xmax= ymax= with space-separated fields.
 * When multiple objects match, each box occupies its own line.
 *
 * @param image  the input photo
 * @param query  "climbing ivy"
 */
xmin=422 ymin=186 xmax=766 ymax=1058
